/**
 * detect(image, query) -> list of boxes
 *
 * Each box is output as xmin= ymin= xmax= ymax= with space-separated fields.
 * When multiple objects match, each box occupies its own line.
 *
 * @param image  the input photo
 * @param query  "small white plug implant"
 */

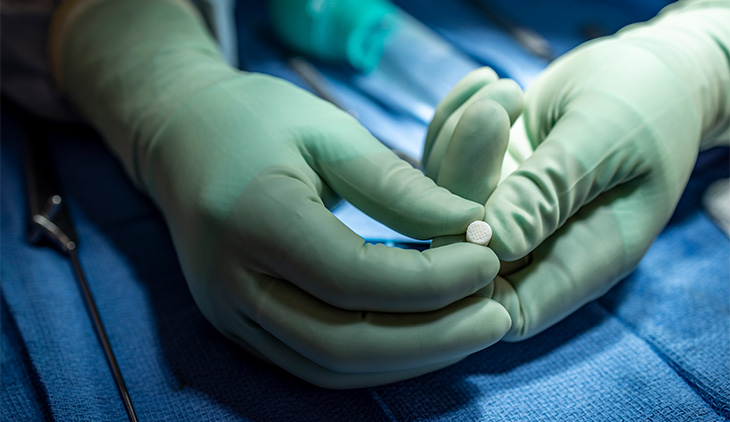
xmin=465 ymin=220 xmax=492 ymax=246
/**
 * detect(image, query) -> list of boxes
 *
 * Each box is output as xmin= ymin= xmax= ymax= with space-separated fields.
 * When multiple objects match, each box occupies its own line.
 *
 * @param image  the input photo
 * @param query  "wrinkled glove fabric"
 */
xmin=424 ymin=0 xmax=730 ymax=340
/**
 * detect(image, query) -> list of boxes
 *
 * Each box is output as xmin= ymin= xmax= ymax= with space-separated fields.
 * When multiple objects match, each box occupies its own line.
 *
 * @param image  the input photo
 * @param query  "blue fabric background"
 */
xmin=3 ymin=0 xmax=728 ymax=420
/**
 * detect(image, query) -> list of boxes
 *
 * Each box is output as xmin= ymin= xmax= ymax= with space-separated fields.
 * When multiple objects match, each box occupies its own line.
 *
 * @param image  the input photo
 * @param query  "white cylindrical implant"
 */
xmin=466 ymin=220 xmax=492 ymax=246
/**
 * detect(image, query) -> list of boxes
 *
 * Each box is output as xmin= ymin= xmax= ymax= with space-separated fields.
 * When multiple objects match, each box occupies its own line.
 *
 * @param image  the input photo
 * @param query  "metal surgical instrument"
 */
xmin=22 ymin=120 xmax=139 ymax=422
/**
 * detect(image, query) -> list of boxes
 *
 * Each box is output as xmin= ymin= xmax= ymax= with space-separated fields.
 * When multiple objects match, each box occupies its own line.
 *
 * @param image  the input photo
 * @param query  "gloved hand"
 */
xmin=51 ymin=0 xmax=512 ymax=388
xmin=424 ymin=0 xmax=730 ymax=341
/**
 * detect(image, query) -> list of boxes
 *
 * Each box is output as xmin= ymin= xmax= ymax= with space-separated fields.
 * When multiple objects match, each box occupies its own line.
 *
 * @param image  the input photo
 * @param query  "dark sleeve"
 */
xmin=1 ymin=0 xmax=81 ymax=121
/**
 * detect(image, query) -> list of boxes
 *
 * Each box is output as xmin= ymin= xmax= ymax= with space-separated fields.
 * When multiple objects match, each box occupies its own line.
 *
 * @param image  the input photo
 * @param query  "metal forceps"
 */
xmin=22 ymin=120 xmax=139 ymax=422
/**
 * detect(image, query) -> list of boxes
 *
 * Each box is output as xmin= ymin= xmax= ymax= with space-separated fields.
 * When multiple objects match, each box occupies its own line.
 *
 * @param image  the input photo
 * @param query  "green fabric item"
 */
xmin=54 ymin=0 xmax=512 ymax=388
xmin=424 ymin=0 xmax=730 ymax=341
xmin=269 ymin=0 xmax=398 ymax=72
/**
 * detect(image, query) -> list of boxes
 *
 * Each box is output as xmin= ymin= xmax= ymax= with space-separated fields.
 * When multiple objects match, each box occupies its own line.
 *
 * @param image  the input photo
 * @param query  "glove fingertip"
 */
xmin=435 ymin=195 xmax=486 ymax=238
xmin=496 ymin=78 xmax=525 ymax=125
xmin=425 ymin=67 xmax=499 ymax=163
xmin=474 ymin=298 xmax=512 ymax=344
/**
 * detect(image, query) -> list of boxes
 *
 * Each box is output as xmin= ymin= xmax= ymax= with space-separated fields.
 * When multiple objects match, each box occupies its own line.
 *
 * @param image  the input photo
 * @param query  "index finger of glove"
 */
xmin=231 ymin=167 xmax=500 ymax=312
xmin=424 ymin=78 xmax=523 ymax=180
xmin=484 ymin=108 xmax=649 ymax=261
xmin=424 ymin=67 xmax=499 ymax=163
xmin=316 ymin=143 xmax=487 ymax=240
xmin=436 ymin=98 xmax=511 ymax=203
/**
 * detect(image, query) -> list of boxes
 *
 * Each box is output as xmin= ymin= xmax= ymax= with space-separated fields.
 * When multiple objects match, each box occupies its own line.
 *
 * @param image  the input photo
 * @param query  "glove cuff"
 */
xmin=50 ymin=0 xmax=235 ymax=190
xmin=617 ymin=0 xmax=730 ymax=150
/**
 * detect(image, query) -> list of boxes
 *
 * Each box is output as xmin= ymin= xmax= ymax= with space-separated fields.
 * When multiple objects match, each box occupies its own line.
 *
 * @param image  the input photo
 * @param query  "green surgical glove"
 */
xmin=51 ymin=0 xmax=512 ymax=388
xmin=425 ymin=0 xmax=730 ymax=341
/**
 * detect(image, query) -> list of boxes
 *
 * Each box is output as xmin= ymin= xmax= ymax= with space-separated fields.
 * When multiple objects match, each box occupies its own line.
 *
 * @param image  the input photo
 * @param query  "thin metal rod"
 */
xmin=22 ymin=119 xmax=139 ymax=421
xmin=68 ymin=246 xmax=138 ymax=422
xmin=467 ymin=0 xmax=554 ymax=62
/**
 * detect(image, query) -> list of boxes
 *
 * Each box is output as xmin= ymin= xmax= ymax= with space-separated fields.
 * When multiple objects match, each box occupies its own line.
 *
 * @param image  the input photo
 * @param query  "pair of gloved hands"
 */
xmin=52 ymin=0 xmax=728 ymax=388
